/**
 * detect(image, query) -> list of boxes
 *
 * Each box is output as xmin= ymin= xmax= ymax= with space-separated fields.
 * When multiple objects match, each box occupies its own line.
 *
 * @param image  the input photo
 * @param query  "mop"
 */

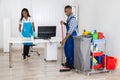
xmin=59 ymin=24 xmax=71 ymax=72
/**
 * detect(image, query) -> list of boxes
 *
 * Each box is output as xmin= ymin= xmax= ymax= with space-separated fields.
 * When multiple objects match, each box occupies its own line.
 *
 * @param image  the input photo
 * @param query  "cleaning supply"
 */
xmin=98 ymin=32 xmax=104 ymax=39
xmin=106 ymin=56 xmax=116 ymax=70
xmin=93 ymin=44 xmax=96 ymax=51
xmin=92 ymin=30 xmax=98 ymax=40
xmin=96 ymin=56 xmax=102 ymax=64
xmin=83 ymin=29 xmax=89 ymax=36
xmin=93 ymin=58 xmax=98 ymax=65
xmin=93 ymin=44 xmax=98 ymax=52
xmin=102 ymin=56 xmax=117 ymax=70
xmin=91 ymin=58 xmax=98 ymax=65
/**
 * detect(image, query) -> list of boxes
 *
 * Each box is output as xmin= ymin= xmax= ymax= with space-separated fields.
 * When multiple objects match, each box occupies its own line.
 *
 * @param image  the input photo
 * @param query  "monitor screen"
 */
xmin=38 ymin=26 xmax=56 ymax=39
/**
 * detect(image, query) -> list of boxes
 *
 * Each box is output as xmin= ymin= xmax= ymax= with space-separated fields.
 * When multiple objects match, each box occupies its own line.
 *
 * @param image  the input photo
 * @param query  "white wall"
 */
xmin=76 ymin=0 xmax=120 ymax=62
xmin=0 ymin=0 xmax=74 ymax=48
xmin=31 ymin=0 xmax=74 ymax=37
xmin=75 ymin=0 xmax=96 ymax=33
xmin=0 ymin=0 xmax=21 ymax=48
xmin=95 ymin=0 xmax=120 ymax=59
xmin=0 ymin=1 xmax=3 ymax=48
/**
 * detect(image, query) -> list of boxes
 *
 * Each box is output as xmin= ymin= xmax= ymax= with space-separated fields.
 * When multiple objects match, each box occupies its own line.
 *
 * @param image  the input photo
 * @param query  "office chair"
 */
xmin=30 ymin=44 xmax=40 ymax=56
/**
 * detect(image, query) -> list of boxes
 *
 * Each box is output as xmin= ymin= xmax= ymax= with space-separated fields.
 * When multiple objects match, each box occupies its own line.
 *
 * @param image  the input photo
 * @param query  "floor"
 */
xmin=0 ymin=48 xmax=120 ymax=80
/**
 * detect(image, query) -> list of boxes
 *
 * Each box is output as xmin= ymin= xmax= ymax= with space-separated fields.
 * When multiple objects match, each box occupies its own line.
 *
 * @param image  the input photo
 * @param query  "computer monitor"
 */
xmin=37 ymin=26 xmax=56 ymax=39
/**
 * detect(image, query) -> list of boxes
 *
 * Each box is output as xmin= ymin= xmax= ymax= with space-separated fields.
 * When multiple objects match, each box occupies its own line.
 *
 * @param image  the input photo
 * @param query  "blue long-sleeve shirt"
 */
xmin=67 ymin=14 xmax=78 ymax=34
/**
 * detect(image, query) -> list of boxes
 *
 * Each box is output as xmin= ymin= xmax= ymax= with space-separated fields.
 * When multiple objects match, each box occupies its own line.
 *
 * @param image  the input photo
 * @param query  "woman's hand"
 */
xmin=20 ymin=32 xmax=24 ymax=38
xmin=33 ymin=32 xmax=37 ymax=38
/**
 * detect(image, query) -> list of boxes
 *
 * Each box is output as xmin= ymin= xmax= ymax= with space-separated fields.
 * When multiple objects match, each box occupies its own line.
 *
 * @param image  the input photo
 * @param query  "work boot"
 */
xmin=26 ymin=55 xmax=32 ymax=59
xmin=23 ymin=55 xmax=27 ymax=61
xmin=69 ymin=66 xmax=75 ymax=69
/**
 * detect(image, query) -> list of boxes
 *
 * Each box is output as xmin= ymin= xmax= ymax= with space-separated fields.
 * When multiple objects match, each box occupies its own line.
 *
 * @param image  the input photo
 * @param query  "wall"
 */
xmin=76 ymin=0 xmax=120 ymax=63
xmin=0 ymin=0 xmax=74 ymax=48
xmin=31 ymin=0 xmax=74 ymax=37
xmin=95 ymin=0 xmax=120 ymax=59
xmin=0 ymin=1 xmax=3 ymax=48
xmin=75 ymin=0 xmax=96 ymax=34
xmin=0 ymin=0 xmax=21 ymax=48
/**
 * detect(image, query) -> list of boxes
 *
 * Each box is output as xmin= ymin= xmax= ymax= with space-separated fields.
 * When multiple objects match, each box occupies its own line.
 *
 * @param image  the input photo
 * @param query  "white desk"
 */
xmin=8 ymin=37 xmax=60 ymax=68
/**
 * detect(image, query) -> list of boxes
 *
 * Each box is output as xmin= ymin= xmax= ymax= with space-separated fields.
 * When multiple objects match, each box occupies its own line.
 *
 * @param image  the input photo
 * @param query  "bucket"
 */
xmin=98 ymin=32 xmax=103 ymax=39
xmin=96 ymin=56 xmax=102 ymax=64
xmin=102 ymin=56 xmax=116 ymax=70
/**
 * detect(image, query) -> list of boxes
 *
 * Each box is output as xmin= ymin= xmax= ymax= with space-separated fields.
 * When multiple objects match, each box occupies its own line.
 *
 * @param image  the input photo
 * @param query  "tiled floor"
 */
xmin=0 ymin=48 xmax=119 ymax=80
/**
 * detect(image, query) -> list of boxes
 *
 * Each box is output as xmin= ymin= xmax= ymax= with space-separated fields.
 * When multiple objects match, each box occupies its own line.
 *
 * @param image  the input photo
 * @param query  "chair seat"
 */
xmin=30 ymin=44 xmax=40 ymax=56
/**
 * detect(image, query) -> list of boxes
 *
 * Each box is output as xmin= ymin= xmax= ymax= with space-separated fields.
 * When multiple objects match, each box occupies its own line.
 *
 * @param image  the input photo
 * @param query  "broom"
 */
xmin=59 ymin=24 xmax=71 ymax=72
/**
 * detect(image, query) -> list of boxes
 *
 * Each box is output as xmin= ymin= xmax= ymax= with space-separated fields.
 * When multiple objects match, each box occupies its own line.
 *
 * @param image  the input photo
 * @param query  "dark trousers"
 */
xmin=23 ymin=45 xmax=30 ymax=59
xmin=64 ymin=36 xmax=74 ymax=67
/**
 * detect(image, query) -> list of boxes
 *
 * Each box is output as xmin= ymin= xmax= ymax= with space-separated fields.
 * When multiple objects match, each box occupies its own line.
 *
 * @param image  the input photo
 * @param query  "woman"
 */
xmin=19 ymin=8 xmax=36 ymax=60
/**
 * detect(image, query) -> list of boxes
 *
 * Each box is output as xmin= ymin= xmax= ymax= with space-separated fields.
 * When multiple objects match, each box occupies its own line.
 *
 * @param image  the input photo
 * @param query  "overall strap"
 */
xmin=67 ymin=16 xmax=78 ymax=29
xmin=67 ymin=16 xmax=76 ymax=23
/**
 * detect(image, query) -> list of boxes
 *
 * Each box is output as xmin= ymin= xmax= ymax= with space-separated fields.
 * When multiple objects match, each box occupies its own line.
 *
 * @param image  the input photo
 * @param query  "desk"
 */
xmin=8 ymin=37 xmax=60 ymax=68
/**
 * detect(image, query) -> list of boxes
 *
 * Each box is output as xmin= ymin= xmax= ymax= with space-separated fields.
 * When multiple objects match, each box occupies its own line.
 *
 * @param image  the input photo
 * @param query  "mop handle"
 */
xmin=61 ymin=24 xmax=65 ymax=64
xmin=61 ymin=24 xmax=65 ymax=40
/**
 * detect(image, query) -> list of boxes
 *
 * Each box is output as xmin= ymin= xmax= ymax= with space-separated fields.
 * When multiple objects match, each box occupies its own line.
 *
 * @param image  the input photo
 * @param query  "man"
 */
xmin=60 ymin=5 xmax=78 ymax=69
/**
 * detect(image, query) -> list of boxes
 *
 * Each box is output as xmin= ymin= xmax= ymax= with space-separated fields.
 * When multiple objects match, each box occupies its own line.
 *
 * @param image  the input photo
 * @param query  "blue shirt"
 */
xmin=67 ymin=13 xmax=78 ymax=34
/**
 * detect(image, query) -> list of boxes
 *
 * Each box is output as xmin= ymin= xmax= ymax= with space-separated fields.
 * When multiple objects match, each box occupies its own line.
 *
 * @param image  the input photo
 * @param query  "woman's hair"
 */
xmin=20 ymin=8 xmax=31 ymax=21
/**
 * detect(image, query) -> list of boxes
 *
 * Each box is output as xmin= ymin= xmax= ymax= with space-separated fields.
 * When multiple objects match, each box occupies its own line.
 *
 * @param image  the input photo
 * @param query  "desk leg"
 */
xmin=44 ymin=43 xmax=57 ymax=61
xmin=9 ymin=43 xmax=12 ymax=68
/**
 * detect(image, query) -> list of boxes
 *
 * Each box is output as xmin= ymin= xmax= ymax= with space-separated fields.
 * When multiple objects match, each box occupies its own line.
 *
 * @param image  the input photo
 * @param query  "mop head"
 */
xmin=59 ymin=68 xmax=71 ymax=72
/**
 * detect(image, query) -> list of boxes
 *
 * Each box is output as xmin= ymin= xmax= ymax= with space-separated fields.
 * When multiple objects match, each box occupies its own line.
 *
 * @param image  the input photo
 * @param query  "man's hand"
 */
xmin=61 ymin=38 xmax=66 ymax=45
xmin=60 ymin=34 xmax=71 ymax=45
xmin=60 ymin=20 xmax=65 ymax=25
